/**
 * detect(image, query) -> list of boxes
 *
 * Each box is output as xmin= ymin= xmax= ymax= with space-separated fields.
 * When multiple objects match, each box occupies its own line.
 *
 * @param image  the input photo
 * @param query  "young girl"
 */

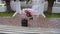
xmin=22 ymin=8 xmax=40 ymax=19
xmin=22 ymin=8 xmax=34 ymax=26
xmin=24 ymin=10 xmax=33 ymax=20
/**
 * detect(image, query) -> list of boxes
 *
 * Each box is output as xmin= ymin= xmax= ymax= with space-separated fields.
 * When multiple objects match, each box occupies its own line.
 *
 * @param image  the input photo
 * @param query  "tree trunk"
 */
xmin=47 ymin=0 xmax=55 ymax=14
xmin=5 ymin=0 xmax=11 ymax=13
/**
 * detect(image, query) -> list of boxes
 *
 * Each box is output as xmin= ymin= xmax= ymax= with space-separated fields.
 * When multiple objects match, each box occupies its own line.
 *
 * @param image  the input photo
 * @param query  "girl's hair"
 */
xmin=25 ymin=10 xmax=29 ymax=13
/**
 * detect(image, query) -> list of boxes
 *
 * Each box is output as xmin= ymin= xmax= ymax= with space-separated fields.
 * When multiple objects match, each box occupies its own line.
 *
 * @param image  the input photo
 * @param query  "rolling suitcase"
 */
xmin=21 ymin=18 xmax=28 ymax=27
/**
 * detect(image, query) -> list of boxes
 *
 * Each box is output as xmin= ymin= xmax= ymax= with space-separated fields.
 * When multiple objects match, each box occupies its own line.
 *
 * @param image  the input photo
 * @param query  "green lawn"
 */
xmin=0 ymin=12 xmax=60 ymax=18
xmin=45 ymin=13 xmax=60 ymax=18
xmin=0 ymin=12 xmax=15 ymax=17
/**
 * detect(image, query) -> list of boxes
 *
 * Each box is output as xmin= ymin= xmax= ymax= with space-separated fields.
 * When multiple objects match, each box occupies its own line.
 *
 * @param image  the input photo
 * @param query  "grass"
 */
xmin=0 ymin=12 xmax=60 ymax=18
xmin=0 ymin=11 xmax=15 ymax=17
xmin=45 ymin=13 xmax=60 ymax=18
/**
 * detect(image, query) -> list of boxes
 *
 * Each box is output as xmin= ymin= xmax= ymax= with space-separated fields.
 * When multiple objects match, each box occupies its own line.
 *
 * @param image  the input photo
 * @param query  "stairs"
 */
xmin=0 ymin=25 xmax=60 ymax=34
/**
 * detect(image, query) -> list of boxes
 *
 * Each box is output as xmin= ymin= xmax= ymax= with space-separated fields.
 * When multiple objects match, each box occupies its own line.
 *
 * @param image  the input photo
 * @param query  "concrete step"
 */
xmin=0 ymin=25 xmax=60 ymax=34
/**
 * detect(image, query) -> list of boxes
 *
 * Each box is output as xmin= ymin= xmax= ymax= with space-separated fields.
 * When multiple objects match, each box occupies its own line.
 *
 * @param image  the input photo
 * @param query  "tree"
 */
xmin=3 ymin=0 xmax=12 ymax=13
xmin=47 ymin=0 xmax=56 ymax=14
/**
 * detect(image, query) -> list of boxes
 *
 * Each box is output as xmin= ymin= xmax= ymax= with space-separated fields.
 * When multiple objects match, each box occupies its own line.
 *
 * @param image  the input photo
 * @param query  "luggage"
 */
xmin=21 ymin=18 xmax=28 ymax=27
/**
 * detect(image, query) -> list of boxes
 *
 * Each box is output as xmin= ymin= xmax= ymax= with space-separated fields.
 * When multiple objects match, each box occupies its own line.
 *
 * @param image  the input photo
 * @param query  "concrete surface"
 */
xmin=0 ymin=14 xmax=60 ymax=28
xmin=0 ymin=25 xmax=60 ymax=34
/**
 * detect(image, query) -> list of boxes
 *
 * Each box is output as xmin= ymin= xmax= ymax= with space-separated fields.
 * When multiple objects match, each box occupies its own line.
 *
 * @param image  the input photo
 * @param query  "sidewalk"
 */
xmin=0 ymin=25 xmax=60 ymax=34
xmin=0 ymin=14 xmax=60 ymax=28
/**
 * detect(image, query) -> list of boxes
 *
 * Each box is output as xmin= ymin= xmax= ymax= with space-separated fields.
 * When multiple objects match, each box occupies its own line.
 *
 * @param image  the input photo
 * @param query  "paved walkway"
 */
xmin=0 ymin=14 xmax=60 ymax=28
xmin=0 ymin=25 xmax=60 ymax=34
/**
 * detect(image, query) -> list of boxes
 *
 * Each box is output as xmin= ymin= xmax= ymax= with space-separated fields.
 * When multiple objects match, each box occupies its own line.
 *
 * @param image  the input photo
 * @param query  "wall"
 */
xmin=10 ymin=1 xmax=48 ymax=11
xmin=0 ymin=1 xmax=48 ymax=12
xmin=52 ymin=2 xmax=60 ymax=13
xmin=0 ymin=1 xmax=6 ymax=12
xmin=0 ymin=6 xmax=6 ymax=12
xmin=0 ymin=1 xmax=60 ymax=13
xmin=10 ymin=1 xmax=16 ymax=11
